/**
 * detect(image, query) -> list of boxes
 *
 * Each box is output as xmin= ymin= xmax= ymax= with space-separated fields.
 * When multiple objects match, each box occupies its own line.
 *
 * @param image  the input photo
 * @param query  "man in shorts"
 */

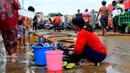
xmin=96 ymin=1 xmax=110 ymax=37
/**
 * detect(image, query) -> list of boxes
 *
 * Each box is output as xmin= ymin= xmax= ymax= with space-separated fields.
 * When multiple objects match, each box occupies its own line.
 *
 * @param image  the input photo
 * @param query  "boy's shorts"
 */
xmin=100 ymin=16 xmax=108 ymax=29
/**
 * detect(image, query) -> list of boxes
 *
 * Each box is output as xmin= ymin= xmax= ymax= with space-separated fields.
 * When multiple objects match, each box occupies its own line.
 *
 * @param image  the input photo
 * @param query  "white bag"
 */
xmin=18 ymin=9 xmax=35 ymax=18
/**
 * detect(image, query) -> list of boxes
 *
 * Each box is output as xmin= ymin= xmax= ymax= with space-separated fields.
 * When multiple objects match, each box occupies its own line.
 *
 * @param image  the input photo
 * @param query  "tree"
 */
xmin=47 ymin=13 xmax=56 ymax=17
xmin=95 ymin=11 xmax=98 ymax=13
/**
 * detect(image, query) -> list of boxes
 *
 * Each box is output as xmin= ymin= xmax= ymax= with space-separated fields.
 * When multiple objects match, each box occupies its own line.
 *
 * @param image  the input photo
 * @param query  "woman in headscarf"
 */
xmin=0 ymin=0 xmax=21 ymax=56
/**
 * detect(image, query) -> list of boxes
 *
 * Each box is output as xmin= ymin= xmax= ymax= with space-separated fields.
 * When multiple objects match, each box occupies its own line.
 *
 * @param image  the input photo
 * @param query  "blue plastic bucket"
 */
xmin=32 ymin=45 xmax=52 ymax=66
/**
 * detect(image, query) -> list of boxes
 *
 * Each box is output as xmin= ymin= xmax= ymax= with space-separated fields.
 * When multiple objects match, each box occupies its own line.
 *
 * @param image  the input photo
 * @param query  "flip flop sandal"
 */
xmin=95 ymin=62 xmax=100 ymax=66
xmin=66 ymin=63 xmax=75 ymax=69
xmin=62 ymin=61 xmax=68 ymax=67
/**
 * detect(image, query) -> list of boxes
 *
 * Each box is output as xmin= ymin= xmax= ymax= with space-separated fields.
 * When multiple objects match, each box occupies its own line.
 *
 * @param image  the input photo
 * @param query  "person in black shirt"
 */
xmin=76 ymin=9 xmax=82 ymax=17
xmin=33 ymin=15 xmax=38 ymax=31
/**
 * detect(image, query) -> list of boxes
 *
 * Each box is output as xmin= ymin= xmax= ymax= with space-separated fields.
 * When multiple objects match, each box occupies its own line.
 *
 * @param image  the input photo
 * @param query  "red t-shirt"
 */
xmin=0 ymin=0 xmax=21 ymax=32
xmin=108 ymin=4 xmax=114 ymax=13
xmin=74 ymin=29 xmax=107 ymax=55
xmin=82 ymin=12 xmax=91 ymax=23
xmin=124 ymin=0 xmax=130 ymax=9
xmin=53 ymin=16 xmax=61 ymax=24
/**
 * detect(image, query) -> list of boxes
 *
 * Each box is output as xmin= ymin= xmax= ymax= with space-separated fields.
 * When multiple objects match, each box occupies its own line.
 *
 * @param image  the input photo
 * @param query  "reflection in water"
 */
xmin=0 ymin=34 xmax=6 ymax=73
xmin=63 ymin=62 xmax=121 ymax=73
xmin=74 ymin=68 xmax=83 ymax=73
xmin=47 ymin=70 xmax=62 ymax=73
xmin=26 ymin=68 xmax=30 ymax=73
xmin=106 ymin=66 xmax=120 ymax=73
xmin=2 ymin=34 xmax=130 ymax=73
xmin=34 ymin=67 xmax=47 ymax=73
xmin=100 ymin=37 xmax=108 ymax=47
xmin=0 ymin=57 xmax=6 ymax=73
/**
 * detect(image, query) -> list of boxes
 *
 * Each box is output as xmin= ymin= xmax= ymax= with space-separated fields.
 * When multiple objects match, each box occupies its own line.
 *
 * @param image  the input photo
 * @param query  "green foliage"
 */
xmin=47 ymin=13 xmax=56 ymax=17
xmin=95 ymin=11 xmax=98 ymax=13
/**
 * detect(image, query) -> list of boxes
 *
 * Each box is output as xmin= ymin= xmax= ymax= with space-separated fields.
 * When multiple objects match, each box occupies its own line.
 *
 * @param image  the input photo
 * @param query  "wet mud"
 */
xmin=0 ymin=33 xmax=130 ymax=73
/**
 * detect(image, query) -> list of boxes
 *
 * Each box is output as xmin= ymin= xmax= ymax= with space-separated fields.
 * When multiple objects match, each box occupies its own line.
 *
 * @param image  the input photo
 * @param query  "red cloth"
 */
xmin=22 ymin=16 xmax=26 ymax=21
xmin=1 ymin=26 xmax=18 ymax=55
xmin=108 ymin=4 xmax=114 ymax=13
xmin=74 ymin=29 xmax=107 ymax=55
xmin=116 ymin=0 xmax=119 ymax=3
xmin=53 ymin=16 xmax=61 ymax=24
xmin=82 ymin=13 xmax=91 ymax=23
xmin=108 ymin=20 xmax=113 ymax=29
xmin=124 ymin=0 xmax=130 ymax=9
xmin=0 ymin=0 xmax=21 ymax=33
xmin=0 ymin=12 xmax=19 ymax=33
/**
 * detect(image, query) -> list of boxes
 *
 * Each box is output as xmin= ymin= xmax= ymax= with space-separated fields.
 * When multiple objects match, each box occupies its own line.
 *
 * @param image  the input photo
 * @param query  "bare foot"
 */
xmin=105 ymin=33 xmax=107 ymax=37
xmin=7 ymin=54 xmax=17 ymax=59
xmin=80 ymin=61 xmax=95 ymax=66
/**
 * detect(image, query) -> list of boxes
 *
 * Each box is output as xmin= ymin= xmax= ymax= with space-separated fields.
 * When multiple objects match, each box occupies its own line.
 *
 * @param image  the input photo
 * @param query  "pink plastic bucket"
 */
xmin=45 ymin=50 xmax=63 ymax=71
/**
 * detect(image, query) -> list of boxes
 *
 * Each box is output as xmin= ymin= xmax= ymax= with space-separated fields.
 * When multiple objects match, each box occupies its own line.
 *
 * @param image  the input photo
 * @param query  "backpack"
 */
xmin=0 ymin=0 xmax=21 ymax=33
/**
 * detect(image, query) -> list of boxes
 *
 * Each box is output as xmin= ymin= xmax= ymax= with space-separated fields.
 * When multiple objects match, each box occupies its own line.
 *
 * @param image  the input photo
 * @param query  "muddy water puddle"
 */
xmin=3 ymin=60 xmax=125 ymax=73
xmin=1 ymin=35 xmax=130 ymax=73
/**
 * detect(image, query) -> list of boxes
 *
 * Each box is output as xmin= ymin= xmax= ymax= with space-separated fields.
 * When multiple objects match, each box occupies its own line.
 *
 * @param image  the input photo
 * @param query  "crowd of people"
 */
xmin=31 ymin=0 xmax=129 ymax=35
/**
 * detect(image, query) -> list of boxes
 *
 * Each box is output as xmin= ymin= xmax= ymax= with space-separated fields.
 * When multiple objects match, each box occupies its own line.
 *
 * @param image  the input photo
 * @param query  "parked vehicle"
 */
xmin=44 ymin=23 xmax=54 ymax=30
xmin=37 ymin=19 xmax=47 ymax=30
xmin=118 ymin=12 xmax=130 ymax=33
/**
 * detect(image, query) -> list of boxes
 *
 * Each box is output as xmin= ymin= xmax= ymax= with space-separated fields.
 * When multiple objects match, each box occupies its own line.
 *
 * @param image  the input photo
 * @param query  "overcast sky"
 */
xmin=19 ymin=0 xmax=113 ymax=15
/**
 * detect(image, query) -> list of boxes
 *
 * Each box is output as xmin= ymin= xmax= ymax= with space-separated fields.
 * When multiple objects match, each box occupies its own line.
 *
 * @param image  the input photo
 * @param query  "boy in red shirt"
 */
xmin=82 ymin=8 xmax=91 ymax=24
xmin=68 ymin=17 xmax=107 ymax=67
xmin=53 ymin=14 xmax=61 ymax=32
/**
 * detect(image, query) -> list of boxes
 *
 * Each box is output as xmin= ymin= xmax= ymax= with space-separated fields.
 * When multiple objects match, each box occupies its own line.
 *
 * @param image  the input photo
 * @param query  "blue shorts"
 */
xmin=69 ymin=45 xmax=106 ymax=64
xmin=82 ymin=45 xmax=106 ymax=63
xmin=100 ymin=16 xmax=108 ymax=29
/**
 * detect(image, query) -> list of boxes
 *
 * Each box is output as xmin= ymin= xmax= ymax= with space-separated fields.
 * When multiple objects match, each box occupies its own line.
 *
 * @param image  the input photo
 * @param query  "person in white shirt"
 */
xmin=112 ymin=8 xmax=121 ymax=33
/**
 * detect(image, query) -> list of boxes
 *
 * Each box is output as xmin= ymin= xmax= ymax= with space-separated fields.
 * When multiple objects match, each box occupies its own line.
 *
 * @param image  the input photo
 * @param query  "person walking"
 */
xmin=0 ymin=0 xmax=21 ymax=56
xmin=27 ymin=6 xmax=35 ymax=30
xmin=96 ymin=1 xmax=110 ymax=37
xmin=112 ymin=7 xmax=121 ymax=33
xmin=33 ymin=15 xmax=38 ymax=31
xmin=90 ymin=9 xmax=96 ymax=29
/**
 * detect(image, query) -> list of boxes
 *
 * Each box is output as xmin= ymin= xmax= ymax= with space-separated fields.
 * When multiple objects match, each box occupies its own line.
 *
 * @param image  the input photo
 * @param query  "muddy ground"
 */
xmin=0 ymin=31 xmax=130 ymax=73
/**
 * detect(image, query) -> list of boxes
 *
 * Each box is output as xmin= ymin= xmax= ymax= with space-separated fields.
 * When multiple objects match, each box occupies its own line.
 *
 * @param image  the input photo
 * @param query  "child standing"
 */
xmin=82 ymin=8 xmax=91 ymax=24
xmin=17 ymin=19 xmax=27 ymax=48
xmin=90 ymin=9 xmax=96 ymax=29
xmin=64 ymin=17 xmax=107 ymax=68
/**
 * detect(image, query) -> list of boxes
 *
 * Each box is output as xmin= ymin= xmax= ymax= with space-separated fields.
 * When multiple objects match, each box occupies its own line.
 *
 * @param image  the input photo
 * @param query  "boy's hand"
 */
xmin=68 ymin=51 xmax=74 ymax=55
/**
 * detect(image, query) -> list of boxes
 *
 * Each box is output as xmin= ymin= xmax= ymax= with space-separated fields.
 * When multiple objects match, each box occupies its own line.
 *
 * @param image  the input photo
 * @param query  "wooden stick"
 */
xmin=33 ymin=32 xmax=55 ymax=43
